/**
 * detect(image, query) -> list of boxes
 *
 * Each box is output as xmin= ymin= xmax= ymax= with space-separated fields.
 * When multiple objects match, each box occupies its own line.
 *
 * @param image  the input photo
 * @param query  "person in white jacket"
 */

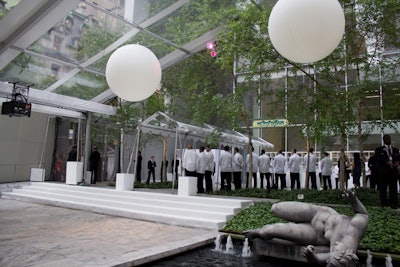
xmin=204 ymin=145 xmax=215 ymax=193
xmin=183 ymin=144 xmax=197 ymax=177
xmin=232 ymin=147 xmax=243 ymax=190
xmin=319 ymin=152 xmax=333 ymax=190
xmin=196 ymin=146 xmax=207 ymax=193
xmin=304 ymin=148 xmax=317 ymax=189
xmin=258 ymin=149 xmax=271 ymax=192
xmin=288 ymin=148 xmax=301 ymax=189
xmin=219 ymin=145 xmax=233 ymax=191
xmin=273 ymin=149 xmax=287 ymax=189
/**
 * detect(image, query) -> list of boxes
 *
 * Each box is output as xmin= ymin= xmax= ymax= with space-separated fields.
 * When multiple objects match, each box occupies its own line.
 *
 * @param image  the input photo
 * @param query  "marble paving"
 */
xmin=0 ymin=199 xmax=218 ymax=267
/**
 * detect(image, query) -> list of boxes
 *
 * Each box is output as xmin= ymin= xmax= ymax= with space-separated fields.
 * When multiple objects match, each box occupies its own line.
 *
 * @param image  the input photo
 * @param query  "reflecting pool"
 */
xmin=144 ymin=242 xmax=387 ymax=267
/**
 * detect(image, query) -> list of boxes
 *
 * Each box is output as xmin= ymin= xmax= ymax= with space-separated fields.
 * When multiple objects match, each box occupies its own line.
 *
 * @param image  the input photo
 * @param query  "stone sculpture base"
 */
xmin=178 ymin=176 xmax=197 ymax=196
xmin=66 ymin=162 xmax=83 ymax=185
xmin=253 ymin=238 xmax=329 ymax=263
xmin=116 ymin=173 xmax=134 ymax=191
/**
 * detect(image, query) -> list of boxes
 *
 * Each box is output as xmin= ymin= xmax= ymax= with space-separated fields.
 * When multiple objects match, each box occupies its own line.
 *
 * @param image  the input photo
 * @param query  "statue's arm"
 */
xmin=343 ymin=189 xmax=368 ymax=216
xmin=343 ymin=189 xmax=368 ymax=234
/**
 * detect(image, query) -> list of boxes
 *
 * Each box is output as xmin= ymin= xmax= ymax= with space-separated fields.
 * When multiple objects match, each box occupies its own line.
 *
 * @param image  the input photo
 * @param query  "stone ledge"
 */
xmin=253 ymin=238 xmax=329 ymax=263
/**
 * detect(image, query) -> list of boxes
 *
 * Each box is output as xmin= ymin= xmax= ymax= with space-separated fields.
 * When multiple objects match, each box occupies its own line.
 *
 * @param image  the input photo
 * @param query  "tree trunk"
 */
xmin=241 ymin=112 xmax=253 ymax=189
xmin=160 ymin=136 xmax=169 ymax=182
xmin=339 ymin=135 xmax=346 ymax=191
xmin=305 ymin=137 xmax=310 ymax=189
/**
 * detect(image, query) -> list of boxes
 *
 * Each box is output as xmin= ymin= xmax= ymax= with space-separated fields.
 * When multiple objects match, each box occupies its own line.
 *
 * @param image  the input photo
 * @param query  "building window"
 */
xmin=53 ymin=35 xmax=64 ymax=51
xmin=51 ymin=63 xmax=60 ymax=77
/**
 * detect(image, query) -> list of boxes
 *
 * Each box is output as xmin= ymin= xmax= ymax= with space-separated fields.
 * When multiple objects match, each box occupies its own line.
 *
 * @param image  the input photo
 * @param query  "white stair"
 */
xmin=1 ymin=182 xmax=252 ymax=230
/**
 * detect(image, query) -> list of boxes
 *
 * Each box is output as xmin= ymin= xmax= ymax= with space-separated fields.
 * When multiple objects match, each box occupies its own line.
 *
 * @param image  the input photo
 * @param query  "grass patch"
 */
xmin=107 ymin=181 xmax=177 ymax=189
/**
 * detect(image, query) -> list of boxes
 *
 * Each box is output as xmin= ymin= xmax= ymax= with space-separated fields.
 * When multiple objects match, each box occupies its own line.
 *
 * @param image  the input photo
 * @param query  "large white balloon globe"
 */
xmin=268 ymin=0 xmax=345 ymax=64
xmin=106 ymin=44 xmax=162 ymax=102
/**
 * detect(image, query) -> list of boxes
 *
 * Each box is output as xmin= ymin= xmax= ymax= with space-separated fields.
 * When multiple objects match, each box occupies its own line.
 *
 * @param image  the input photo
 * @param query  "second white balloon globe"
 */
xmin=268 ymin=0 xmax=345 ymax=64
xmin=106 ymin=44 xmax=162 ymax=102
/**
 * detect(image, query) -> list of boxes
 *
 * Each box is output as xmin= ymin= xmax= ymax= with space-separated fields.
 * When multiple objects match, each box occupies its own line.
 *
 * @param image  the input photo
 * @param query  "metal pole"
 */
xmin=132 ymin=128 xmax=141 ymax=190
xmin=172 ymin=127 xmax=178 ymax=193
xmin=120 ymin=128 xmax=124 ymax=173
xmin=126 ymin=129 xmax=139 ymax=173
xmin=77 ymin=117 xmax=81 ymax=181
xmin=284 ymin=65 xmax=288 ymax=152
xmin=83 ymin=112 xmax=92 ymax=183
xmin=379 ymin=62 xmax=384 ymax=143
xmin=39 ymin=115 xmax=51 ymax=169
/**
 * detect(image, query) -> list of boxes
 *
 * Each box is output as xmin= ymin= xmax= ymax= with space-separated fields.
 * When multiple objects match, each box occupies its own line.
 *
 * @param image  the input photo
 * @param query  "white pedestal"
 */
xmin=85 ymin=171 xmax=92 ymax=184
xmin=167 ymin=173 xmax=173 ymax=181
xmin=178 ymin=176 xmax=197 ymax=196
xmin=66 ymin=162 xmax=83 ymax=185
xmin=116 ymin=173 xmax=134 ymax=191
xmin=30 ymin=168 xmax=45 ymax=182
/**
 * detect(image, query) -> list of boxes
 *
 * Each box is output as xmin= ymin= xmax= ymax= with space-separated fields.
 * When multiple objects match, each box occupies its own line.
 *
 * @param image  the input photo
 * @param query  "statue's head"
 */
xmin=327 ymin=242 xmax=358 ymax=267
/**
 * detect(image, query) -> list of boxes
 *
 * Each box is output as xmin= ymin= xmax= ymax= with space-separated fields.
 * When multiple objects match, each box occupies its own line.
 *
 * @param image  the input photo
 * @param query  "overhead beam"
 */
xmin=0 ymin=82 xmax=115 ymax=116
xmin=0 ymin=0 xmax=81 ymax=69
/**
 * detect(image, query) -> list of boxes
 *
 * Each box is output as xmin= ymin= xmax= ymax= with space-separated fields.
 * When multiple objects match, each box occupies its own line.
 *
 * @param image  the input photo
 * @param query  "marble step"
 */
xmin=1 ymin=182 xmax=252 ymax=230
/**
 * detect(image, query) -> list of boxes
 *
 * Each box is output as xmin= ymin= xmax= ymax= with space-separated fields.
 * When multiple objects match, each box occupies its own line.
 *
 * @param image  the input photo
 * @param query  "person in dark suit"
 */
xmin=89 ymin=146 xmax=101 ymax=184
xmin=171 ymin=156 xmax=179 ymax=181
xmin=136 ymin=151 xmax=142 ymax=182
xmin=146 ymin=156 xmax=157 ymax=184
xmin=375 ymin=134 xmax=400 ymax=209
xmin=67 ymin=144 xmax=78 ymax=161
xmin=367 ymin=153 xmax=378 ymax=189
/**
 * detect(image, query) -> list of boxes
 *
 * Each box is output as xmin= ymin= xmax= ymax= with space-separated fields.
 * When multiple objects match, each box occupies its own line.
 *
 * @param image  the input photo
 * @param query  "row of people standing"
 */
xmin=182 ymin=144 xmax=215 ymax=193
xmin=186 ymin=145 xmax=334 ymax=192
xmin=219 ymin=146 xmax=298 ymax=192
xmin=143 ymin=137 xmax=399 ymax=204
xmin=184 ymin=144 xmax=246 ymax=192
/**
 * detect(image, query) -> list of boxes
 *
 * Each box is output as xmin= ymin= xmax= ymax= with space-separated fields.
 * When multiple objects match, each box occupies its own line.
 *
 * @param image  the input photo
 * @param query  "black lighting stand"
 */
xmin=1 ymin=82 xmax=33 ymax=117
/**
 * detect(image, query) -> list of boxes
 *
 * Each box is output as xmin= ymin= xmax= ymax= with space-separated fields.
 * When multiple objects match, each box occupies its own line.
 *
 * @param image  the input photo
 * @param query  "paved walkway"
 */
xmin=0 ymin=198 xmax=218 ymax=267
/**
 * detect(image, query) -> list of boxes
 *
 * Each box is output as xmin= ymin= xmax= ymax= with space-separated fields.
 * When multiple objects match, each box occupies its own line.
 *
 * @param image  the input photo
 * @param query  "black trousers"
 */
xmin=276 ymin=173 xmax=286 ymax=189
xmin=146 ymin=168 xmax=155 ymax=183
xmin=246 ymin=172 xmax=257 ymax=188
xmin=367 ymin=174 xmax=377 ymax=189
xmin=290 ymin=172 xmax=300 ymax=189
xmin=91 ymin=167 xmax=98 ymax=184
xmin=260 ymin=172 xmax=271 ymax=189
xmin=233 ymin=171 xmax=242 ymax=190
xmin=307 ymin=172 xmax=317 ymax=189
xmin=205 ymin=170 xmax=213 ymax=192
xmin=136 ymin=166 xmax=142 ymax=182
xmin=185 ymin=169 xmax=196 ymax=177
xmin=378 ymin=172 xmax=398 ymax=208
xmin=221 ymin=171 xmax=232 ymax=191
xmin=197 ymin=172 xmax=205 ymax=193
xmin=322 ymin=175 xmax=332 ymax=190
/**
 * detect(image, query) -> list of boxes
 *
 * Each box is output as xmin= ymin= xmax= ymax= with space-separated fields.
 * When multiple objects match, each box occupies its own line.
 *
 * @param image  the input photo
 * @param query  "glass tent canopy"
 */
xmin=0 ymin=0 xmax=226 ymax=115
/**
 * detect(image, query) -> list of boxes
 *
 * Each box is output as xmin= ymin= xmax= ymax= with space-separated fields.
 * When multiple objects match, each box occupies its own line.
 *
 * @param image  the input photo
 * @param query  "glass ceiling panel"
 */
xmin=53 ymin=70 xmax=108 ymax=100
xmin=86 ymin=29 xmax=177 ymax=74
xmin=26 ymin=1 xmax=131 ymax=65
xmin=0 ymin=51 xmax=75 ymax=89
xmin=146 ymin=1 xmax=236 ymax=46
xmin=0 ymin=0 xmax=21 ymax=18
xmin=129 ymin=0 xmax=180 ymax=25
xmin=1 ymin=0 xmax=232 ymax=101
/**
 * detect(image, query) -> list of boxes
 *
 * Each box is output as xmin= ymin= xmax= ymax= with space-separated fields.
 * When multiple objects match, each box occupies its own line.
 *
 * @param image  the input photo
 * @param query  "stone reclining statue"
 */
xmin=244 ymin=190 xmax=368 ymax=267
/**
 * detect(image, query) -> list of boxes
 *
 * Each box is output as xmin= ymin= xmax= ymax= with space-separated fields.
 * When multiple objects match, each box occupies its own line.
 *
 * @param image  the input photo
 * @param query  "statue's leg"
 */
xmin=271 ymin=202 xmax=318 ymax=222
xmin=245 ymin=222 xmax=323 ymax=245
